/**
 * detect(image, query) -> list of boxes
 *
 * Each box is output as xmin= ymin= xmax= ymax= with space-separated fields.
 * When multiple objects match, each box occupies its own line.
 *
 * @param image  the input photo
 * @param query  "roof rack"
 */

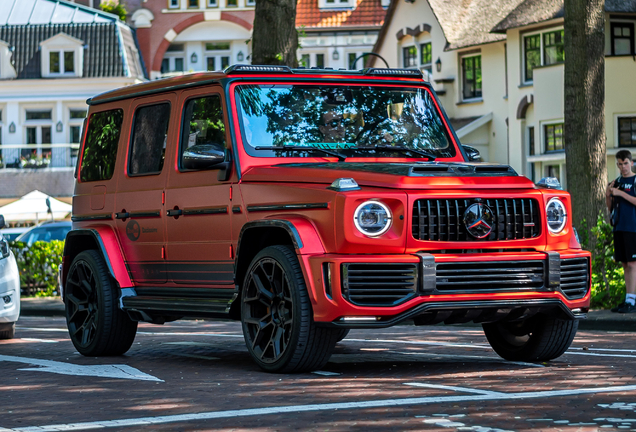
xmin=225 ymin=64 xmax=424 ymax=78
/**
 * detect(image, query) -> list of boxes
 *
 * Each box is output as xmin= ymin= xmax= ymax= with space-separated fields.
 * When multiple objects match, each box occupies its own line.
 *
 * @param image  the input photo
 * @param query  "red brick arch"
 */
xmin=151 ymin=12 xmax=253 ymax=73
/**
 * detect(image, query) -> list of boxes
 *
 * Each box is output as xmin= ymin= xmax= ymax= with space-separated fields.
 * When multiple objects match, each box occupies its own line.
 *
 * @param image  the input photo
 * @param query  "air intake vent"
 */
xmin=560 ymin=258 xmax=589 ymax=299
xmin=436 ymin=260 xmax=545 ymax=292
xmin=341 ymin=263 xmax=418 ymax=306
xmin=412 ymin=198 xmax=541 ymax=241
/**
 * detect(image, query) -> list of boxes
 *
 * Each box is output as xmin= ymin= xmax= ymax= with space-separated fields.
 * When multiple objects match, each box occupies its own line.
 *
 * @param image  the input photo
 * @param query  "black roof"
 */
xmin=0 ymin=22 xmax=146 ymax=79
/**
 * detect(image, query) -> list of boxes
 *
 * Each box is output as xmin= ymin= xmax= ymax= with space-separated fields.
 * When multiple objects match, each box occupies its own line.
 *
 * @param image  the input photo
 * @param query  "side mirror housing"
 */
xmin=462 ymin=145 xmax=482 ymax=162
xmin=536 ymin=177 xmax=562 ymax=190
xmin=182 ymin=144 xmax=225 ymax=170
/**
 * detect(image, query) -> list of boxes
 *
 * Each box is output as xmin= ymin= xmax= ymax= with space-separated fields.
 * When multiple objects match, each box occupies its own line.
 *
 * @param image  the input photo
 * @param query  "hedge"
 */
xmin=10 ymin=240 xmax=64 ymax=297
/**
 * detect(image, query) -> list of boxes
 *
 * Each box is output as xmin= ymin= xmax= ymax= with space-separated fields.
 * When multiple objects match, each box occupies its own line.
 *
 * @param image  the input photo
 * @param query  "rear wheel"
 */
xmin=483 ymin=315 xmax=578 ymax=362
xmin=241 ymin=245 xmax=339 ymax=373
xmin=64 ymin=250 xmax=137 ymax=356
xmin=0 ymin=322 xmax=15 ymax=339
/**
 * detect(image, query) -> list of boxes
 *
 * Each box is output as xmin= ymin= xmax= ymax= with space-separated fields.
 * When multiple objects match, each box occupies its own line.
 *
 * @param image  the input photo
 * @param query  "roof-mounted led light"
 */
xmin=363 ymin=68 xmax=423 ymax=78
xmin=328 ymin=178 xmax=360 ymax=191
xmin=225 ymin=65 xmax=293 ymax=74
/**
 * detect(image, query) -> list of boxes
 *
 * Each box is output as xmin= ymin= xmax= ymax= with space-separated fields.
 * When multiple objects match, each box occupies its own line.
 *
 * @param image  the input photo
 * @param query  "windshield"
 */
xmin=235 ymin=84 xmax=456 ymax=159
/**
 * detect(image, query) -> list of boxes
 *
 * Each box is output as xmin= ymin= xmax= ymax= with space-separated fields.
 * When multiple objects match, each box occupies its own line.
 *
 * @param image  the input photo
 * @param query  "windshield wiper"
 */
xmin=364 ymin=145 xmax=437 ymax=161
xmin=254 ymin=146 xmax=346 ymax=161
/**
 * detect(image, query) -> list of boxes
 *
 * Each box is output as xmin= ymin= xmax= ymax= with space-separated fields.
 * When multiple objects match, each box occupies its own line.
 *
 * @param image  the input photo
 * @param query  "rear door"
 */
xmin=164 ymin=87 xmax=234 ymax=286
xmin=114 ymin=94 xmax=176 ymax=285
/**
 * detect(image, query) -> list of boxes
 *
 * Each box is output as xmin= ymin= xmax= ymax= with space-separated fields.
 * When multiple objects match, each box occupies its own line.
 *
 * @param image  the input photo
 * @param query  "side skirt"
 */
xmin=120 ymin=286 xmax=238 ymax=322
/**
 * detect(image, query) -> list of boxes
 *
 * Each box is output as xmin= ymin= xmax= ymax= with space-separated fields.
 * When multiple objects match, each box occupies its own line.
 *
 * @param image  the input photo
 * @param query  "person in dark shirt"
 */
xmin=606 ymin=150 xmax=636 ymax=313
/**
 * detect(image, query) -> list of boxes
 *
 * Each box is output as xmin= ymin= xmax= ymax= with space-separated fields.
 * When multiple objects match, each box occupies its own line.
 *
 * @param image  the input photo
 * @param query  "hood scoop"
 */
xmin=409 ymin=163 xmax=517 ymax=177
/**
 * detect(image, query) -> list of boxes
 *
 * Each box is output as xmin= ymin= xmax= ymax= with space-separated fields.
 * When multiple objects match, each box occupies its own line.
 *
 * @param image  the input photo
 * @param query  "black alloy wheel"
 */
xmin=241 ymin=245 xmax=340 ymax=373
xmin=65 ymin=250 xmax=137 ymax=356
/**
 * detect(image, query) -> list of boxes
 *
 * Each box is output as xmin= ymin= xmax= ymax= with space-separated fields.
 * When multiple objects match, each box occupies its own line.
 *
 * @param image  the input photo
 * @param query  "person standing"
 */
xmin=607 ymin=150 xmax=636 ymax=313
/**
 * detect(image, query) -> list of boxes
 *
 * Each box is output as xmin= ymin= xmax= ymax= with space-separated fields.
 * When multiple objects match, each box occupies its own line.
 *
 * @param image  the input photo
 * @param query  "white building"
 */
xmin=0 ymin=0 xmax=146 ymax=200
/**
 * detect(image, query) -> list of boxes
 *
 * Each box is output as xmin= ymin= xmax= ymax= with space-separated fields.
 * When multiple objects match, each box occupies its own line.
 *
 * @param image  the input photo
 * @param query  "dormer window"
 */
xmin=320 ymin=0 xmax=354 ymax=8
xmin=40 ymin=33 xmax=83 ymax=78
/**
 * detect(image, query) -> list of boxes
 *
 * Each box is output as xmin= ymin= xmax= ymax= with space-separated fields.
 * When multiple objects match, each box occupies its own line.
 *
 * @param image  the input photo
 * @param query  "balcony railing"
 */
xmin=0 ymin=143 xmax=80 ymax=169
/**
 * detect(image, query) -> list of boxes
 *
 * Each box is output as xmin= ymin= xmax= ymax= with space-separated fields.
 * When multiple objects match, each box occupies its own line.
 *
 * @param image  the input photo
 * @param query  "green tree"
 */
xmin=100 ymin=0 xmax=127 ymax=21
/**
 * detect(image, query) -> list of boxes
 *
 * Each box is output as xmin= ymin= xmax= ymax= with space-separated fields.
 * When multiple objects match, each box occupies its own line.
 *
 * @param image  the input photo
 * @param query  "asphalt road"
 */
xmin=2 ymin=316 xmax=636 ymax=431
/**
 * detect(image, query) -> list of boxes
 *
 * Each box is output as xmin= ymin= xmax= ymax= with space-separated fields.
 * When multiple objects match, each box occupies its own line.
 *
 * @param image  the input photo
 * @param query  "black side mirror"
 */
xmin=462 ymin=145 xmax=482 ymax=162
xmin=182 ymin=144 xmax=225 ymax=170
xmin=0 ymin=215 xmax=4 ymax=229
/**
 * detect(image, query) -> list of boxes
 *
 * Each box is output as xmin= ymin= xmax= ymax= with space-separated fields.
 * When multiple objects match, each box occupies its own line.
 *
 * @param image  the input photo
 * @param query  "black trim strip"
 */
xmin=232 ymin=206 xmax=242 ymax=214
xmin=71 ymin=213 xmax=113 ymax=222
xmin=134 ymin=286 xmax=236 ymax=299
xmin=129 ymin=211 xmax=161 ymax=218
xmin=115 ymin=212 xmax=129 ymax=220
xmin=247 ymin=203 xmax=329 ymax=212
xmin=183 ymin=206 xmax=228 ymax=216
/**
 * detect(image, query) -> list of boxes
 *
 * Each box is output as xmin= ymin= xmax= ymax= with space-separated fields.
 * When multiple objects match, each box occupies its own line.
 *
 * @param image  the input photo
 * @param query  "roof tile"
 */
xmin=296 ymin=0 xmax=387 ymax=29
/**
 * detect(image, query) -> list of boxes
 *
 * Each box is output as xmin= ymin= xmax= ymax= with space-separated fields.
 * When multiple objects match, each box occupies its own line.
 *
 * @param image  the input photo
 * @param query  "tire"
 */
xmin=483 ymin=315 xmax=578 ymax=362
xmin=0 ymin=323 xmax=15 ymax=339
xmin=336 ymin=329 xmax=350 ymax=342
xmin=241 ymin=245 xmax=340 ymax=373
xmin=64 ymin=250 xmax=137 ymax=356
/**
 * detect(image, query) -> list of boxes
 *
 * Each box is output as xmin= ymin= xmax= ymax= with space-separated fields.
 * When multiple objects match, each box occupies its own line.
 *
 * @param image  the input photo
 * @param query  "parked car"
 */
xmin=60 ymin=65 xmax=591 ymax=372
xmin=15 ymin=221 xmax=72 ymax=247
xmin=0 ymin=215 xmax=20 ymax=339
xmin=0 ymin=227 xmax=29 ymax=242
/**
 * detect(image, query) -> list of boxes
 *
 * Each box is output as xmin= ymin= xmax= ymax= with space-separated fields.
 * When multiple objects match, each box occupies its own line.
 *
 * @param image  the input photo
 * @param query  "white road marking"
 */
xmin=347 ymin=338 xmax=491 ymax=350
xmin=0 ymin=355 xmax=163 ymax=382
xmin=137 ymin=332 xmax=243 ymax=338
xmin=19 ymin=338 xmax=58 ymax=343
xmin=403 ymin=382 xmax=506 ymax=396
xmin=6 ymin=384 xmax=636 ymax=431
xmin=385 ymin=350 xmax=545 ymax=368
xmin=564 ymin=351 xmax=636 ymax=359
xmin=17 ymin=327 xmax=68 ymax=332
xmin=312 ymin=371 xmax=341 ymax=376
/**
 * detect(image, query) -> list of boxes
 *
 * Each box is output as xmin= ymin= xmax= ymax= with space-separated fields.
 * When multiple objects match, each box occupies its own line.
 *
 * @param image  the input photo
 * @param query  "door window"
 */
xmin=80 ymin=109 xmax=124 ymax=182
xmin=180 ymin=95 xmax=226 ymax=170
xmin=129 ymin=103 xmax=171 ymax=176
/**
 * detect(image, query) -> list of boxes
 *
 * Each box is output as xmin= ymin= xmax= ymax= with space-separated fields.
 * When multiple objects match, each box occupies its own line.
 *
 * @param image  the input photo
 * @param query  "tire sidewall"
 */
xmin=65 ymin=250 xmax=111 ymax=355
xmin=241 ymin=246 xmax=308 ymax=372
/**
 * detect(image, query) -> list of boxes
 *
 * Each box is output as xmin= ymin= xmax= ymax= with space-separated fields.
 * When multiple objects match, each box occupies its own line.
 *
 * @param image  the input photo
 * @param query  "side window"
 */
xmin=180 ymin=95 xmax=226 ymax=170
xmin=80 ymin=109 xmax=123 ymax=182
xmin=129 ymin=103 xmax=171 ymax=176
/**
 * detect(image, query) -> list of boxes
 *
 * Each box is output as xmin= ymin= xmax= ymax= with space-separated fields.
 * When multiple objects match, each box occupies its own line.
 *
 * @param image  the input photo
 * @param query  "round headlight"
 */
xmin=546 ymin=197 xmax=567 ymax=234
xmin=354 ymin=200 xmax=392 ymax=237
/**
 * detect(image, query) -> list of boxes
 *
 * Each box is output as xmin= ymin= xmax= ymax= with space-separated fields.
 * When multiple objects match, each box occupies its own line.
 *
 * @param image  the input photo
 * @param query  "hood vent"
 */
xmin=410 ymin=164 xmax=517 ymax=177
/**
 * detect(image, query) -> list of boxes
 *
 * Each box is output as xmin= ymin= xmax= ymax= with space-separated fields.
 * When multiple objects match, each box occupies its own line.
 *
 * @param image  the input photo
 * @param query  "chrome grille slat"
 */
xmin=412 ymin=198 xmax=541 ymax=241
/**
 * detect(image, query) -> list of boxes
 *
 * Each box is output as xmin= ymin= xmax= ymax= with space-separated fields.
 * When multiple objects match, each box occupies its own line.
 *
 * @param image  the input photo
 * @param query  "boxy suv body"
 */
xmin=61 ymin=66 xmax=590 ymax=372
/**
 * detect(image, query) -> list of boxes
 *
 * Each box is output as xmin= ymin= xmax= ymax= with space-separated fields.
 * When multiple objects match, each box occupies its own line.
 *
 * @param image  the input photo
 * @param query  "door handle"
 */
xmin=167 ymin=209 xmax=183 ymax=217
xmin=115 ymin=212 xmax=130 ymax=220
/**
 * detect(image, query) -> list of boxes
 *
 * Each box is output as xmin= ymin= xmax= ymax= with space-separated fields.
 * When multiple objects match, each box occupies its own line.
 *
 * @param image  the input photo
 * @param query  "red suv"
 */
xmin=61 ymin=66 xmax=590 ymax=372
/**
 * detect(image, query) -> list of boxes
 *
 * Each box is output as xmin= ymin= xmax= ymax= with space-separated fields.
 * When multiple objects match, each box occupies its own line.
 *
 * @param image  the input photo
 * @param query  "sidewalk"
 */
xmin=19 ymin=297 xmax=636 ymax=332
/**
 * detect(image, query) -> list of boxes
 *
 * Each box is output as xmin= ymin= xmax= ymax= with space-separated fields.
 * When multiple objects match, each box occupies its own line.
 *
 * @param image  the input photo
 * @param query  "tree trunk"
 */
xmin=564 ymin=0 xmax=607 ymax=250
xmin=251 ymin=0 xmax=298 ymax=67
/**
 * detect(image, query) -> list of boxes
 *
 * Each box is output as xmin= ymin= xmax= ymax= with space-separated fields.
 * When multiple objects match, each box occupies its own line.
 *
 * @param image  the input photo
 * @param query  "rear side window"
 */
xmin=180 ymin=95 xmax=226 ymax=169
xmin=129 ymin=103 xmax=171 ymax=176
xmin=80 ymin=109 xmax=124 ymax=182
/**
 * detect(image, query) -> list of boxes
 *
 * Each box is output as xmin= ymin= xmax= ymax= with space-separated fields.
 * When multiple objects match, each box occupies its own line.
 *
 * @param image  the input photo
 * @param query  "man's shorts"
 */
xmin=614 ymin=231 xmax=636 ymax=263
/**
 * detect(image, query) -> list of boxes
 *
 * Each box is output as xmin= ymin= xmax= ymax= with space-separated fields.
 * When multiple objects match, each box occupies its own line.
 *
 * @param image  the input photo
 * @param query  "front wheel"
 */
xmin=241 ymin=245 xmax=340 ymax=373
xmin=0 ymin=322 xmax=15 ymax=339
xmin=483 ymin=315 xmax=578 ymax=362
xmin=64 ymin=250 xmax=137 ymax=356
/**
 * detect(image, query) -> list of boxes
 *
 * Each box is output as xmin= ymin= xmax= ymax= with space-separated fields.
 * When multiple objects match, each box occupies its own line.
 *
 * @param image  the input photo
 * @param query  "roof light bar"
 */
xmin=225 ymin=65 xmax=293 ymax=74
xmin=364 ymin=68 xmax=423 ymax=78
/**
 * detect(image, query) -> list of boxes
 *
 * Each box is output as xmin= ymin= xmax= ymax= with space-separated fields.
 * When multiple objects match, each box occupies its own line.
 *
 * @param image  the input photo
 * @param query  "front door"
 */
xmin=164 ymin=88 xmax=234 ymax=286
xmin=114 ymin=94 xmax=176 ymax=285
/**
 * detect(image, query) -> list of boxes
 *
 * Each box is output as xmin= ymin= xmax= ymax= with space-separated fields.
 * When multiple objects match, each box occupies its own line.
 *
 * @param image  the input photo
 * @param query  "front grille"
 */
xmin=341 ymin=263 xmax=418 ymax=306
xmin=412 ymin=198 xmax=541 ymax=241
xmin=560 ymin=258 xmax=590 ymax=299
xmin=436 ymin=260 xmax=545 ymax=291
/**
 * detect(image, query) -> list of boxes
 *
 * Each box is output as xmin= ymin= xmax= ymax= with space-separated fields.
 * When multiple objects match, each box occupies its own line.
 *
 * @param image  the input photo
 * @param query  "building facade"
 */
xmin=127 ymin=0 xmax=388 ymax=79
xmin=371 ymin=0 xmax=636 ymax=186
xmin=0 ymin=0 xmax=146 ymax=199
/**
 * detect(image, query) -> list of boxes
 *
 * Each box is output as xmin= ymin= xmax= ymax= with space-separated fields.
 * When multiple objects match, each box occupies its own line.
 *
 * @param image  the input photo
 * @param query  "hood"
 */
xmin=241 ymin=162 xmax=537 ymax=190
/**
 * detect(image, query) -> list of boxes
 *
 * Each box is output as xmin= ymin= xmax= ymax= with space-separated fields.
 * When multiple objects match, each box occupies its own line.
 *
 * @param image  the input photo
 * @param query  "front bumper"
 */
xmin=0 ymin=252 xmax=21 ymax=323
xmin=302 ymin=249 xmax=591 ymax=326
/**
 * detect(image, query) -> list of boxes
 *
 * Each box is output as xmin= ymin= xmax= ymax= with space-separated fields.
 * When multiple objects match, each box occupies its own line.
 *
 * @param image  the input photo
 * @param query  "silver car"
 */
xmin=0 ymin=215 xmax=20 ymax=339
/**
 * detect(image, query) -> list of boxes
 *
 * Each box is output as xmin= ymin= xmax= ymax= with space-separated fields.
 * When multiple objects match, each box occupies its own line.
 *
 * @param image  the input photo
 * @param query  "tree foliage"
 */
xmin=100 ymin=0 xmax=127 ymax=21
xmin=80 ymin=109 xmax=123 ymax=182
xmin=10 ymin=240 xmax=64 ymax=297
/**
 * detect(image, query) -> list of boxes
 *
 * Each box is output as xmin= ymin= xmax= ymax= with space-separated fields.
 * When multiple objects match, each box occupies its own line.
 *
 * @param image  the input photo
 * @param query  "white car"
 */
xmin=0 ymin=215 xmax=20 ymax=339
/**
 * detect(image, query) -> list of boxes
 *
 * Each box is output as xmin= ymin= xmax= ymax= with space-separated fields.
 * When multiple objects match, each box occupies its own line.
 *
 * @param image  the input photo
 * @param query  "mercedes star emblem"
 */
xmin=463 ymin=203 xmax=494 ymax=239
